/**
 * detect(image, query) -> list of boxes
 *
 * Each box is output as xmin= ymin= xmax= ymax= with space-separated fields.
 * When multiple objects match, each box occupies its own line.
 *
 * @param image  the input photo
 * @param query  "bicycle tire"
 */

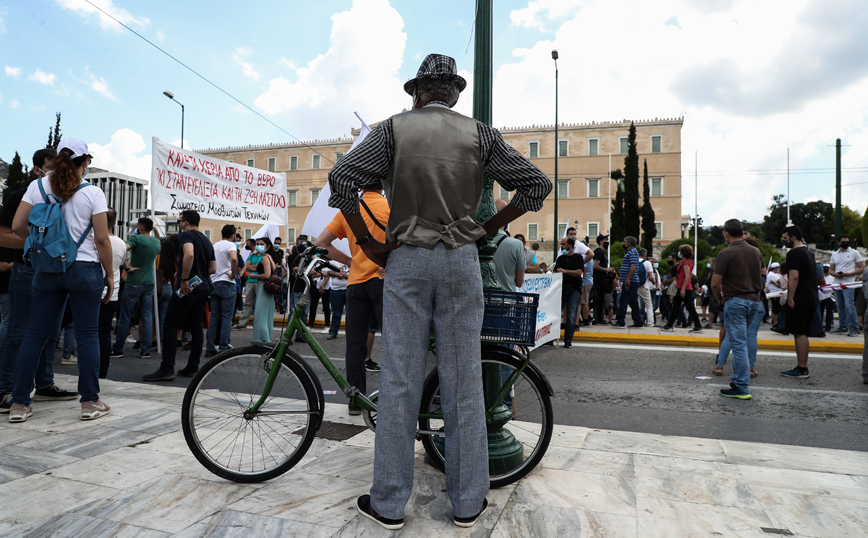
xmin=181 ymin=345 xmax=320 ymax=483
xmin=418 ymin=349 xmax=553 ymax=488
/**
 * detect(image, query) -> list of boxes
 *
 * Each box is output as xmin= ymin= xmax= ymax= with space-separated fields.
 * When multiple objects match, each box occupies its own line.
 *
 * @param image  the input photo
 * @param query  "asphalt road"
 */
xmin=61 ymin=325 xmax=868 ymax=452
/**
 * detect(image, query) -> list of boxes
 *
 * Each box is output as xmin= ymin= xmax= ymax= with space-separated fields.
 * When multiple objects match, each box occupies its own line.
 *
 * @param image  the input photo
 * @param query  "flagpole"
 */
xmin=694 ymin=150 xmax=698 ymax=275
xmin=607 ymin=152 xmax=611 ymax=261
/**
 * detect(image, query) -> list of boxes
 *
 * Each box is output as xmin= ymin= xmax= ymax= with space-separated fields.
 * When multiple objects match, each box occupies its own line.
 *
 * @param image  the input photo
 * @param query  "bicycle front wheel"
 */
xmin=181 ymin=345 xmax=320 ymax=483
xmin=418 ymin=348 xmax=554 ymax=488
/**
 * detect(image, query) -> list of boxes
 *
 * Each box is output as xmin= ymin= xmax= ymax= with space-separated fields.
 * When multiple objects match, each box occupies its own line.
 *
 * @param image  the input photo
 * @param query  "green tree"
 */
xmin=640 ymin=159 xmax=656 ymax=251
xmin=761 ymin=195 xmax=834 ymax=245
xmin=3 ymin=152 xmax=30 ymax=200
xmin=609 ymin=168 xmax=625 ymax=240
xmin=742 ymin=220 xmax=763 ymax=240
xmin=622 ymin=122 xmax=640 ymax=238
xmin=705 ymin=225 xmax=725 ymax=246
xmin=48 ymin=112 xmax=62 ymax=149
xmin=842 ymin=205 xmax=861 ymax=235
xmin=861 ymin=204 xmax=868 ymax=249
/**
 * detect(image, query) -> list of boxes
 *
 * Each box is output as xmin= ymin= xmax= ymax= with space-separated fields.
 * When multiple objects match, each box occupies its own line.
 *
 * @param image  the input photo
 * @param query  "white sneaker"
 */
xmin=81 ymin=400 xmax=111 ymax=420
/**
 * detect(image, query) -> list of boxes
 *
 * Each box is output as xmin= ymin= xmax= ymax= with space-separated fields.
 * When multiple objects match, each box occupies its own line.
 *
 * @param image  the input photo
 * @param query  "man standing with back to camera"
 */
xmin=328 ymin=54 xmax=551 ymax=530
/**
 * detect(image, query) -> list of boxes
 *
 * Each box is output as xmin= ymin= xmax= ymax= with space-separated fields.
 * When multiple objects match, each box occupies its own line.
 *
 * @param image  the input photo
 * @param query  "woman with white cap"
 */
xmin=7 ymin=139 xmax=113 ymax=423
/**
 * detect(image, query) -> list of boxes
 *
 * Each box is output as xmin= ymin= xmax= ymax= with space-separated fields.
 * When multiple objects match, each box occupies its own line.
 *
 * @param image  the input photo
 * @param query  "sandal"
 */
xmin=712 ymin=366 xmax=724 ymax=376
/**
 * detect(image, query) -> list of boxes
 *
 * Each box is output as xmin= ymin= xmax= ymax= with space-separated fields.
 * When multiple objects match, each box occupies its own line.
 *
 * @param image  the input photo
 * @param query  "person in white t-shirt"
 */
xmin=829 ymin=234 xmax=864 ymax=336
xmin=100 ymin=207 xmax=127 ymax=379
xmin=206 ymin=225 xmax=239 ymax=355
xmin=637 ymin=248 xmax=657 ymax=326
xmin=8 ymin=139 xmax=113 ymax=423
xmin=765 ymin=262 xmax=784 ymax=329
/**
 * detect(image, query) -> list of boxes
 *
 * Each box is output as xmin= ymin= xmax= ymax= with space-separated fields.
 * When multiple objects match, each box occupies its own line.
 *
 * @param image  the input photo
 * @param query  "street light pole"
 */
xmin=163 ymin=90 xmax=185 ymax=149
xmin=552 ymin=50 xmax=559 ymax=258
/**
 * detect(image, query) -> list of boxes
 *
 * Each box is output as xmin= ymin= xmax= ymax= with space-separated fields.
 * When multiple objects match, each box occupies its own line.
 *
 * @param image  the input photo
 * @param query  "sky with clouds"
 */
xmin=1 ymin=0 xmax=867 ymax=226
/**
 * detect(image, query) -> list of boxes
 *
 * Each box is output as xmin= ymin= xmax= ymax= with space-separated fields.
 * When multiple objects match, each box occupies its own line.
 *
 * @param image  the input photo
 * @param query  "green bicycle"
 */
xmin=181 ymin=247 xmax=554 ymax=488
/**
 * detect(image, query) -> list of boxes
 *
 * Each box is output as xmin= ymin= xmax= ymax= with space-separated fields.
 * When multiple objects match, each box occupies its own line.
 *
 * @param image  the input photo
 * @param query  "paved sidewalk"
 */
xmin=2 ymin=374 xmax=867 ymax=537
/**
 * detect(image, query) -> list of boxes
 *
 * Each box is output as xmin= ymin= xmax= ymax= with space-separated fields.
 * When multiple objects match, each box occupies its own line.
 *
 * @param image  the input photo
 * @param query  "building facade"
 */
xmin=198 ymin=117 xmax=683 ymax=258
xmin=85 ymin=168 xmax=153 ymax=240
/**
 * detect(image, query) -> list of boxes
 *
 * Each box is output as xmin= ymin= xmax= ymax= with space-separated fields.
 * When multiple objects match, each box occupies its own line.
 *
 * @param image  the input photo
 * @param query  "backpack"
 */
xmin=636 ymin=260 xmax=648 ymax=286
xmin=24 ymin=180 xmax=93 ymax=273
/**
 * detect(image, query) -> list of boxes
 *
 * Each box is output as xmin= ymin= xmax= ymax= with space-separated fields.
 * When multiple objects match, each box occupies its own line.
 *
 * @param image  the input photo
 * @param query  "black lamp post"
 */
xmin=552 ymin=50 xmax=559 ymax=257
xmin=163 ymin=90 xmax=185 ymax=149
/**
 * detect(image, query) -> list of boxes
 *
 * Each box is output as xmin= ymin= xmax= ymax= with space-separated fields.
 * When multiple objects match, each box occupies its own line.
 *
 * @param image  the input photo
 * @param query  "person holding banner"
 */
xmin=328 ymin=53 xmax=552 ymax=530
xmin=829 ymin=233 xmax=864 ymax=337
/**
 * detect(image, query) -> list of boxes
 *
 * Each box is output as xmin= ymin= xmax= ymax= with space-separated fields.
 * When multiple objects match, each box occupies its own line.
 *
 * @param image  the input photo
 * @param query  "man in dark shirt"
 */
xmin=555 ymin=237 xmax=584 ymax=348
xmin=712 ymin=219 xmax=764 ymax=399
xmin=780 ymin=225 xmax=819 ymax=379
xmin=592 ymin=234 xmax=614 ymax=325
xmin=0 ymin=148 xmax=77 ymax=412
xmin=143 ymin=210 xmax=215 ymax=381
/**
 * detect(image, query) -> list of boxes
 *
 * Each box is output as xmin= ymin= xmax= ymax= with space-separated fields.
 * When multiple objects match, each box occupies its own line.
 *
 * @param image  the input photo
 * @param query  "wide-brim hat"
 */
xmin=403 ymin=53 xmax=467 ymax=95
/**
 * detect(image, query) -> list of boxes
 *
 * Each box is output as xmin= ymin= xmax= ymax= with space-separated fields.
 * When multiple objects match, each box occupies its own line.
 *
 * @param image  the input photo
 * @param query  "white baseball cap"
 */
xmin=770 ymin=262 xmax=780 ymax=269
xmin=57 ymin=138 xmax=92 ymax=160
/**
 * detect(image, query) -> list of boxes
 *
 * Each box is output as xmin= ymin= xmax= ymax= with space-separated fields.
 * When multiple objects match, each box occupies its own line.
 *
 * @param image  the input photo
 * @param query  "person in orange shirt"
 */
xmin=316 ymin=182 xmax=389 ymax=415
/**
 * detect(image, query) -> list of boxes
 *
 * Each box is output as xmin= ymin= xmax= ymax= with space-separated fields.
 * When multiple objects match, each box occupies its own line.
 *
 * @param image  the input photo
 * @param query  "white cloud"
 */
xmin=9 ymin=99 xmax=19 ymax=109
xmin=255 ymin=0 xmax=409 ymax=139
xmin=0 ymin=7 xmax=7 ymax=34
xmin=495 ymin=0 xmax=868 ymax=224
xmin=88 ymin=128 xmax=152 ymax=180
xmin=5 ymin=66 xmax=20 ymax=77
xmin=29 ymin=69 xmax=56 ymax=85
xmin=278 ymin=57 xmax=296 ymax=70
xmin=89 ymin=74 xmax=117 ymax=100
xmin=233 ymin=47 xmax=260 ymax=81
xmin=156 ymin=30 xmax=165 ymax=42
xmin=54 ymin=0 xmax=149 ymax=31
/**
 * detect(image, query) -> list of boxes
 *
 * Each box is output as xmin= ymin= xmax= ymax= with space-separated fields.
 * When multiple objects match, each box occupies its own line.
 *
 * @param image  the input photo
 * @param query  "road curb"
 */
xmin=569 ymin=331 xmax=863 ymax=354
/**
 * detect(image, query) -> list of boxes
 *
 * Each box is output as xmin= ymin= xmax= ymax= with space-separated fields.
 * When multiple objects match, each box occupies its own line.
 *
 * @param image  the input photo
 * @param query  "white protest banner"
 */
xmin=151 ymin=137 xmax=287 ymax=226
xmin=519 ymin=273 xmax=562 ymax=349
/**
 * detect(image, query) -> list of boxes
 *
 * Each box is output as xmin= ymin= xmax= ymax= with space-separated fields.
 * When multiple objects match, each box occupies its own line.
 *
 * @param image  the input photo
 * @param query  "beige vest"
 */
xmin=385 ymin=107 xmax=486 ymax=250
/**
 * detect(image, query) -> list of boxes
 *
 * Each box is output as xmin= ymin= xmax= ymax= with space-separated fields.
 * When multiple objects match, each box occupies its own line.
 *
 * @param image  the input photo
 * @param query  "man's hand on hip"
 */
xmin=362 ymin=240 xmax=402 ymax=268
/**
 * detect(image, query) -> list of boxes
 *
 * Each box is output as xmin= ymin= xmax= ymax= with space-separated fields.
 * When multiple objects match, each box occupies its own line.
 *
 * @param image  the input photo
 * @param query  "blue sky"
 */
xmin=2 ymin=0 xmax=867 ymax=225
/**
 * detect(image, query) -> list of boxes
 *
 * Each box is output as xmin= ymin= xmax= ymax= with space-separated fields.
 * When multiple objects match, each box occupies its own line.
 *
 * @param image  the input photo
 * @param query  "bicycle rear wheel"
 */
xmin=418 ymin=348 xmax=553 ymax=488
xmin=181 ymin=345 xmax=319 ymax=483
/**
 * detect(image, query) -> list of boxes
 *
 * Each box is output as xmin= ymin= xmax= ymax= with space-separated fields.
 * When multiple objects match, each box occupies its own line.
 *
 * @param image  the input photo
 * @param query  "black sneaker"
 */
xmin=143 ymin=369 xmax=175 ymax=382
xmin=139 ymin=351 xmax=151 ymax=358
xmin=109 ymin=351 xmax=124 ymax=359
xmin=690 ymin=326 xmax=704 ymax=333
xmin=357 ymin=494 xmax=403 ymax=530
xmin=660 ymin=326 xmax=674 ymax=332
xmin=205 ymin=349 xmax=218 ymax=357
xmin=348 ymin=406 xmax=362 ymax=416
xmin=719 ymin=388 xmax=752 ymax=400
xmin=133 ymin=340 xmax=141 ymax=350
xmin=781 ymin=367 xmax=809 ymax=379
xmin=454 ymin=498 xmax=488 ymax=528
xmin=365 ymin=360 xmax=380 ymax=372
xmin=178 ymin=366 xmax=198 ymax=377
xmin=0 ymin=392 xmax=11 ymax=413
xmin=32 ymin=385 xmax=79 ymax=401
xmin=563 ymin=341 xmax=572 ymax=348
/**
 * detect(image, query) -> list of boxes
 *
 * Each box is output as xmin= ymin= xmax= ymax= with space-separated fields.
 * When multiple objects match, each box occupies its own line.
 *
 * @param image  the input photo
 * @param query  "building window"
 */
xmin=335 ymin=152 xmax=344 ymax=162
xmin=557 ymin=223 xmax=567 ymax=239
xmin=588 ymin=179 xmax=599 ymax=198
xmin=227 ymin=159 xmax=234 ymax=163
xmin=558 ymin=180 xmax=569 ymax=199
xmin=311 ymin=189 xmax=320 ymax=205
xmin=619 ymin=137 xmax=629 ymax=154
xmin=244 ymin=228 xmax=252 ymax=240
xmin=655 ymin=222 xmax=663 ymax=240
xmin=558 ymin=140 xmax=568 ymax=157
xmin=290 ymin=156 xmax=298 ymax=171
xmin=588 ymin=138 xmax=599 ymax=156
xmin=204 ymin=229 xmax=211 ymax=240
xmin=528 ymin=223 xmax=539 ymax=241
xmin=289 ymin=191 xmax=297 ymax=207
xmin=312 ymin=154 xmax=321 ymax=169
xmin=529 ymin=141 xmax=539 ymax=159
xmin=651 ymin=136 xmax=662 ymax=153
xmin=651 ymin=177 xmax=663 ymax=197
xmin=287 ymin=228 xmax=296 ymax=243
xmin=499 ymin=185 xmax=509 ymax=200
xmin=267 ymin=157 xmax=276 ymax=172
xmin=246 ymin=158 xmax=255 ymax=167
xmin=588 ymin=223 xmax=599 ymax=240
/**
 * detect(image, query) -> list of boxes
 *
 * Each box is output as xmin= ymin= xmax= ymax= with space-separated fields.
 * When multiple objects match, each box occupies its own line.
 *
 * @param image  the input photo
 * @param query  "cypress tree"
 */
xmin=3 ymin=152 xmax=30 ymax=200
xmin=623 ymin=122 xmax=640 ymax=238
xmin=641 ymin=159 xmax=657 ymax=252
xmin=610 ymin=168 xmax=625 ymax=240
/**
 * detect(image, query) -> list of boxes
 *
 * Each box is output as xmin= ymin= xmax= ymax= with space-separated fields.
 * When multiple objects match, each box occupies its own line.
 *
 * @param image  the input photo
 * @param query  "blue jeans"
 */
xmin=158 ymin=281 xmax=172 ymax=341
xmin=616 ymin=283 xmax=642 ymax=326
xmin=329 ymin=289 xmax=347 ymax=336
xmin=561 ymin=289 xmax=581 ymax=342
xmin=62 ymin=323 xmax=76 ymax=357
xmin=723 ymin=297 xmax=764 ymax=394
xmin=833 ymin=288 xmax=857 ymax=331
xmin=207 ymin=281 xmax=237 ymax=352
xmin=113 ymin=283 xmax=154 ymax=354
xmin=1 ymin=263 xmax=60 ymax=392
xmin=290 ymin=290 xmax=311 ymax=338
xmin=12 ymin=262 xmax=103 ymax=404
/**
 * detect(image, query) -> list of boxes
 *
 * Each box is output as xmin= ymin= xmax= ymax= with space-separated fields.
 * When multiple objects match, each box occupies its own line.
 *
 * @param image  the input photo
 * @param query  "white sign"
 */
xmin=519 ymin=273 xmax=563 ymax=349
xmin=151 ymin=137 xmax=287 ymax=226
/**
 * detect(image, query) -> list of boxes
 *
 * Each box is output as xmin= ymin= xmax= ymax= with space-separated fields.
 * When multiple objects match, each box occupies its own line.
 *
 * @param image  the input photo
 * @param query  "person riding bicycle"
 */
xmin=327 ymin=53 xmax=552 ymax=530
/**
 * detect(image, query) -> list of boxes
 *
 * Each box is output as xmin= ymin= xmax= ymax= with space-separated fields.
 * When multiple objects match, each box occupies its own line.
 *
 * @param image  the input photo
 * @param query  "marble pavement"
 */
xmin=1 ymin=373 xmax=867 ymax=537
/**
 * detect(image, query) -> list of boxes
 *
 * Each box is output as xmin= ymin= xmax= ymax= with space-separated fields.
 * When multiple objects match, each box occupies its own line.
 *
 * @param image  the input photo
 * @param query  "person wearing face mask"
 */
xmin=247 ymin=237 xmax=277 ymax=343
xmin=829 ymin=233 xmax=864 ymax=337
xmin=592 ymin=234 xmax=615 ymax=325
xmin=232 ymin=239 xmax=261 ymax=330
xmin=661 ymin=244 xmax=703 ymax=332
xmin=554 ymin=237 xmax=583 ymax=348
xmin=272 ymin=237 xmax=286 ymax=314
xmin=779 ymin=225 xmax=819 ymax=379
xmin=143 ymin=210 xmax=215 ymax=381
xmin=613 ymin=236 xmax=644 ymax=329
xmin=205 ymin=225 xmax=239 ymax=356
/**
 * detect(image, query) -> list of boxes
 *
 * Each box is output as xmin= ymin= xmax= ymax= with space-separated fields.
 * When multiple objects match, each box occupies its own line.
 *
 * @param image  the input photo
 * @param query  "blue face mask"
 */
xmin=255 ymin=245 xmax=266 ymax=254
xmin=707 ymin=263 xmax=712 ymax=269
xmin=82 ymin=169 xmax=88 ymax=179
xmin=677 ymin=252 xmax=682 ymax=259
xmin=235 ymin=241 xmax=242 ymax=248
xmin=561 ymin=249 xmax=569 ymax=255
xmin=653 ymin=263 xmax=659 ymax=268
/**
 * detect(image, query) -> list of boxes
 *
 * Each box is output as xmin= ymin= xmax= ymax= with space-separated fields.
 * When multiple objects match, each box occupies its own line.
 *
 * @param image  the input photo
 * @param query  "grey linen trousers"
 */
xmin=371 ymin=242 xmax=489 ymax=519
